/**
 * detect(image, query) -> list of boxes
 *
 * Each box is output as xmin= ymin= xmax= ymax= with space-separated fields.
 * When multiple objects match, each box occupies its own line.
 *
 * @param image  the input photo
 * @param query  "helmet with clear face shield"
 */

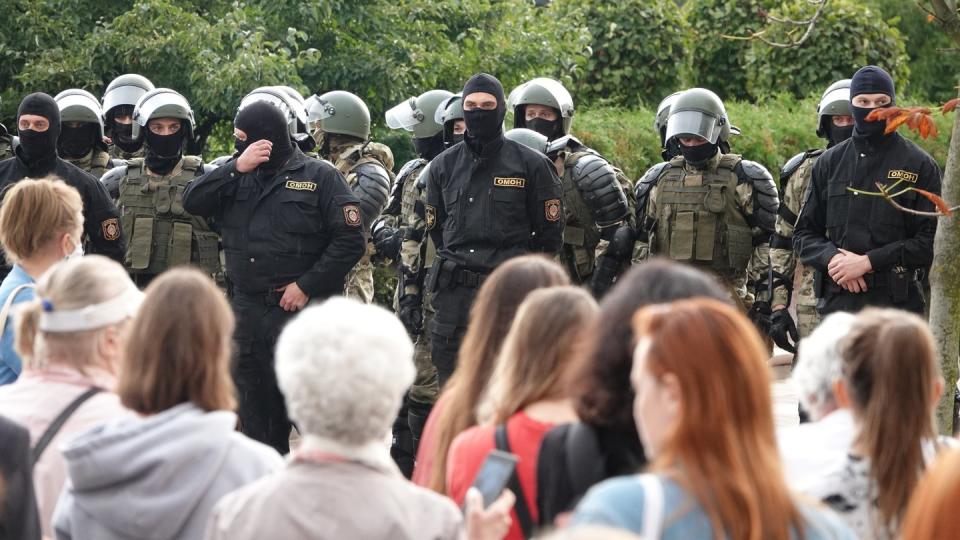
xmin=132 ymin=88 xmax=195 ymax=140
xmin=239 ymin=86 xmax=307 ymax=137
xmin=102 ymin=74 xmax=155 ymax=121
xmin=385 ymin=89 xmax=454 ymax=139
xmin=55 ymin=89 xmax=106 ymax=139
xmin=816 ymin=79 xmax=852 ymax=138
xmin=654 ymin=91 xmax=681 ymax=146
xmin=664 ymin=88 xmax=730 ymax=145
xmin=507 ymin=77 xmax=574 ymax=135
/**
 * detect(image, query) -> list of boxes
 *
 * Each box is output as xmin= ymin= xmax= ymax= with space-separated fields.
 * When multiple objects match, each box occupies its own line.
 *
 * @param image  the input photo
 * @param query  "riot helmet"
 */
xmin=816 ymin=79 xmax=853 ymax=139
xmin=664 ymin=88 xmax=730 ymax=145
xmin=239 ymin=86 xmax=307 ymax=138
xmin=504 ymin=128 xmax=549 ymax=154
xmin=132 ymin=88 xmax=195 ymax=140
xmin=508 ymin=77 xmax=574 ymax=139
xmin=436 ymin=93 xmax=465 ymax=147
xmin=387 ymin=89 xmax=453 ymax=160
xmin=55 ymin=89 xmax=106 ymax=157
xmin=310 ymin=91 xmax=371 ymax=140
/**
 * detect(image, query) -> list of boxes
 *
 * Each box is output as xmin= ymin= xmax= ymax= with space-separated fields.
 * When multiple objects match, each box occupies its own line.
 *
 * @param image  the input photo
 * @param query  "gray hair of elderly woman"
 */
xmin=275 ymin=297 xmax=415 ymax=445
xmin=791 ymin=312 xmax=857 ymax=420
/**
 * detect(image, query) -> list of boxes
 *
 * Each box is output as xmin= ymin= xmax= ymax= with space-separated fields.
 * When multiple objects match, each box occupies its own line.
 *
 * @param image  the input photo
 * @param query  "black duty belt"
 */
xmin=452 ymin=268 xmax=488 ymax=289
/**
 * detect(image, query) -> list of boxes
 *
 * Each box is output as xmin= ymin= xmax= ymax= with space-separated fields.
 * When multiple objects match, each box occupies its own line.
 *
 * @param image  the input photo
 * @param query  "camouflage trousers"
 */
xmin=345 ymin=254 xmax=375 ymax=304
xmin=797 ymin=304 xmax=822 ymax=339
xmin=410 ymin=286 xmax=439 ymax=406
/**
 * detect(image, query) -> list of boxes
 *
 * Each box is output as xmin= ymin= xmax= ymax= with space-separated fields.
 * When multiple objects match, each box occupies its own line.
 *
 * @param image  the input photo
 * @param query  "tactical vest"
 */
xmin=0 ymin=136 xmax=11 ymax=161
xmin=117 ymin=156 xmax=221 ymax=278
xmin=400 ymin=164 xmax=437 ymax=268
xmin=335 ymin=142 xmax=397 ymax=185
xmin=654 ymin=154 xmax=753 ymax=275
xmin=68 ymin=150 xmax=112 ymax=177
xmin=561 ymin=151 xmax=603 ymax=281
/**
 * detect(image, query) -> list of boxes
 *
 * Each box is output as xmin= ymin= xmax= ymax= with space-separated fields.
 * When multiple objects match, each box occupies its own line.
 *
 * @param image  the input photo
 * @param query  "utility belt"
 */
xmin=818 ymin=266 xmax=920 ymax=303
xmin=426 ymin=257 xmax=489 ymax=292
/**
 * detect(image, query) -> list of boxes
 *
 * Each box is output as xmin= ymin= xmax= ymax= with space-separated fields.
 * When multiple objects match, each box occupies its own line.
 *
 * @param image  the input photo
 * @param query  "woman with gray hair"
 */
xmin=778 ymin=312 xmax=856 ymax=491
xmin=206 ymin=297 xmax=513 ymax=540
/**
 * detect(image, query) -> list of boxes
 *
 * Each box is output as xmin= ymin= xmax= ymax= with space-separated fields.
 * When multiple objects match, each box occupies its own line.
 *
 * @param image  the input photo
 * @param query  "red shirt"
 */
xmin=446 ymin=411 xmax=555 ymax=540
xmin=412 ymin=393 xmax=451 ymax=488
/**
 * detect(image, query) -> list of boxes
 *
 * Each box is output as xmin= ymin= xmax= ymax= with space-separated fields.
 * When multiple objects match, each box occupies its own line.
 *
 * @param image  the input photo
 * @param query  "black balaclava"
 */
xmin=850 ymin=65 xmax=895 ymax=141
xmin=827 ymin=121 xmax=854 ymax=148
xmin=235 ymin=101 xmax=294 ymax=174
xmin=58 ymin=122 xmax=99 ymax=159
xmin=462 ymin=73 xmax=506 ymax=150
xmin=413 ymin=132 xmax=446 ymax=161
xmin=443 ymin=120 xmax=465 ymax=148
xmin=144 ymin=121 xmax=186 ymax=176
xmin=108 ymin=105 xmax=141 ymax=153
xmin=661 ymin=138 xmax=682 ymax=161
xmin=679 ymin=139 xmax=719 ymax=167
xmin=521 ymin=106 xmax=563 ymax=141
xmin=17 ymin=93 xmax=61 ymax=168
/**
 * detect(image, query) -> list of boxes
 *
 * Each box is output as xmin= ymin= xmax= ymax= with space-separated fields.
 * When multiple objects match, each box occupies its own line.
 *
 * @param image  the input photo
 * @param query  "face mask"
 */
xmin=852 ymin=105 xmax=888 ymax=139
xmin=235 ymin=137 xmax=251 ymax=155
xmin=58 ymin=123 xmax=98 ymax=159
xmin=464 ymin=109 xmax=502 ymax=143
xmin=112 ymin=122 xmax=141 ymax=152
xmin=449 ymin=133 xmax=465 ymax=146
xmin=661 ymin=138 xmax=682 ymax=161
xmin=65 ymin=236 xmax=84 ymax=260
xmin=413 ymin=133 xmax=446 ymax=160
xmin=19 ymin=128 xmax=58 ymax=163
xmin=294 ymin=134 xmax=316 ymax=153
xmin=828 ymin=123 xmax=854 ymax=147
xmin=144 ymin=131 xmax=184 ymax=175
xmin=679 ymin=141 xmax=718 ymax=166
xmin=525 ymin=117 xmax=561 ymax=140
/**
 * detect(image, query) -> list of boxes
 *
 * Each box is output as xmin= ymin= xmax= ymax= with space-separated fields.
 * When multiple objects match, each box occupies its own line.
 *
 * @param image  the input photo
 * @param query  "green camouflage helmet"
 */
xmin=507 ymin=77 xmax=575 ymax=134
xmin=132 ymin=88 xmax=195 ymax=140
xmin=816 ymin=79 xmax=852 ymax=138
xmin=311 ymin=91 xmax=371 ymax=140
xmin=654 ymin=91 xmax=682 ymax=146
xmin=504 ymin=128 xmax=549 ymax=154
xmin=385 ymin=89 xmax=454 ymax=139
xmin=665 ymin=88 xmax=730 ymax=145
xmin=55 ymin=89 xmax=105 ymax=139
xmin=102 ymin=74 xmax=155 ymax=118
xmin=239 ymin=86 xmax=307 ymax=137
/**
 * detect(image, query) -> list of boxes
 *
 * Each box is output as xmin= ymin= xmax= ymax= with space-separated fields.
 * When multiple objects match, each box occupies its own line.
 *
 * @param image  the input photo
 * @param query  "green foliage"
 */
xmin=572 ymin=0 xmax=689 ymax=107
xmin=745 ymin=0 xmax=910 ymax=100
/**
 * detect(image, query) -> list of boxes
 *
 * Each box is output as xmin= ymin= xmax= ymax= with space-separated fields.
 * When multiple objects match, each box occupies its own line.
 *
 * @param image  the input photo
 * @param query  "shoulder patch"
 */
xmin=101 ymin=218 xmax=121 ymax=241
xmin=343 ymin=204 xmax=362 ymax=227
xmin=545 ymin=198 xmax=562 ymax=222
xmin=425 ymin=204 xmax=437 ymax=230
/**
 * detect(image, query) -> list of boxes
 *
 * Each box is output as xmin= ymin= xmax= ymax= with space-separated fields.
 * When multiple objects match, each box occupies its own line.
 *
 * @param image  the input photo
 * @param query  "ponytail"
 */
xmin=13 ymin=300 xmax=41 ymax=365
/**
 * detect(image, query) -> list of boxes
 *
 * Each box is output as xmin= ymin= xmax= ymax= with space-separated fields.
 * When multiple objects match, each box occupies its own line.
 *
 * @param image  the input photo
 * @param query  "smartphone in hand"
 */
xmin=469 ymin=449 xmax=518 ymax=509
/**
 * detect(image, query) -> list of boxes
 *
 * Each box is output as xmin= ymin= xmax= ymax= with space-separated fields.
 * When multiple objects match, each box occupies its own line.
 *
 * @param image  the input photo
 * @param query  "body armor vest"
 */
xmin=561 ymin=150 xmax=603 ymax=282
xmin=117 ymin=156 xmax=221 ymax=279
xmin=67 ymin=150 xmax=112 ymax=177
xmin=654 ymin=154 xmax=753 ymax=275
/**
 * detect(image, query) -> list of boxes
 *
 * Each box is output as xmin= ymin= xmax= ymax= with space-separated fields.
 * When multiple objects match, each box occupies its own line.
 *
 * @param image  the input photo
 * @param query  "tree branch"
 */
xmin=723 ymin=0 xmax=830 ymax=49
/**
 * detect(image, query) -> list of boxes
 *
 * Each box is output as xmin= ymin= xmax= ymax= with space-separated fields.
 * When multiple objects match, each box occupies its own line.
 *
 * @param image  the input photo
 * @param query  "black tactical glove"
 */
xmin=371 ymin=219 xmax=402 ymax=262
xmin=747 ymin=300 xmax=773 ymax=337
xmin=769 ymin=308 xmax=799 ymax=354
xmin=397 ymin=294 xmax=423 ymax=336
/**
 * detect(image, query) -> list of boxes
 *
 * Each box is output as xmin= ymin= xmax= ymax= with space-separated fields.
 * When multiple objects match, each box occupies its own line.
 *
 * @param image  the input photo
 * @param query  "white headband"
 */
xmin=39 ymin=287 xmax=145 ymax=333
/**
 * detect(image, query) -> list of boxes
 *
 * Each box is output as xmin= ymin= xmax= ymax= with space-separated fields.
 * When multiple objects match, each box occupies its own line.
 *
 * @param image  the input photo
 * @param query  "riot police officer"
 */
xmin=509 ymin=77 xmax=633 ymax=296
xmin=794 ymin=65 xmax=940 ymax=315
xmin=768 ymin=80 xmax=854 ymax=351
xmin=309 ymin=90 xmax=393 ymax=304
xmin=425 ymin=73 xmax=564 ymax=385
xmin=379 ymin=89 xmax=453 ymax=476
xmin=54 ymin=89 xmax=115 ymax=177
xmin=100 ymin=88 xmax=220 ymax=287
xmin=0 ymin=93 xmax=125 ymax=275
xmin=635 ymin=88 xmax=778 ymax=309
xmin=182 ymin=100 xmax=365 ymax=453
xmin=101 ymin=74 xmax=155 ymax=160
xmin=654 ymin=92 xmax=682 ymax=161
xmin=440 ymin=93 xmax=466 ymax=147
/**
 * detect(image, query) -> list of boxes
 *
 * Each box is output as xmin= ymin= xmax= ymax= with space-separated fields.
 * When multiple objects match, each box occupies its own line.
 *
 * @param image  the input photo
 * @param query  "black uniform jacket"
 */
xmin=425 ymin=135 xmax=564 ymax=271
xmin=794 ymin=132 xmax=941 ymax=274
xmin=182 ymin=149 xmax=365 ymax=298
xmin=0 ymin=150 xmax=126 ymax=265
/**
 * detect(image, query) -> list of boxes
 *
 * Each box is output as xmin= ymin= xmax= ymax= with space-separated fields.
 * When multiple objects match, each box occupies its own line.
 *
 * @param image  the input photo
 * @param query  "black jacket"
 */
xmin=425 ymin=135 xmax=563 ymax=271
xmin=794 ymin=132 xmax=940 ymax=274
xmin=0 ymin=415 xmax=41 ymax=540
xmin=0 ymin=149 xmax=125 ymax=266
xmin=182 ymin=150 xmax=366 ymax=298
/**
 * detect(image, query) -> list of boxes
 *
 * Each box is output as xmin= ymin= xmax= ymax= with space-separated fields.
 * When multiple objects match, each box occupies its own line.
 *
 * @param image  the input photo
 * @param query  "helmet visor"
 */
xmin=385 ymin=98 xmax=422 ymax=130
xmin=435 ymin=95 xmax=463 ymax=125
xmin=665 ymin=110 xmax=721 ymax=144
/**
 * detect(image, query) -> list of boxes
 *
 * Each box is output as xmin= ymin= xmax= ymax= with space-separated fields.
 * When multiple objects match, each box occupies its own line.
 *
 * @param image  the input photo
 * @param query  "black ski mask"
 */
xmin=108 ymin=105 xmax=141 ymax=153
xmin=58 ymin=123 xmax=99 ymax=159
xmin=413 ymin=132 xmax=446 ymax=161
xmin=144 ymin=123 xmax=185 ymax=175
xmin=523 ymin=112 xmax=563 ymax=141
xmin=849 ymin=65 xmax=896 ymax=141
xmin=462 ymin=73 xmax=506 ymax=148
xmin=661 ymin=138 xmax=682 ymax=161
xmin=17 ymin=93 xmax=61 ymax=168
xmin=235 ymin=101 xmax=294 ymax=173
xmin=828 ymin=122 xmax=854 ymax=147
xmin=678 ymin=139 xmax=719 ymax=166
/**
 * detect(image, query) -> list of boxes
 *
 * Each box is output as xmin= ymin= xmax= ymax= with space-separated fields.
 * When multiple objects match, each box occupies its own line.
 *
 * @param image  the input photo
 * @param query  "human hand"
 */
xmin=277 ymin=282 xmax=309 ymax=312
xmin=828 ymin=249 xmax=872 ymax=287
xmin=465 ymin=487 xmax=514 ymax=540
xmin=236 ymin=139 xmax=273 ymax=173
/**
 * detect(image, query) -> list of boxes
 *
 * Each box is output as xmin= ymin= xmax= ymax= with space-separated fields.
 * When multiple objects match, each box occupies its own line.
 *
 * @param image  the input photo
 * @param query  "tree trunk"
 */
xmin=932 ymin=96 xmax=960 ymax=433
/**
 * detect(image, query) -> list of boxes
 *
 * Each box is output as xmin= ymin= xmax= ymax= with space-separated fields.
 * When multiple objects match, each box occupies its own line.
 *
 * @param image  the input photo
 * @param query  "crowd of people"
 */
xmin=0 ymin=57 xmax=952 ymax=540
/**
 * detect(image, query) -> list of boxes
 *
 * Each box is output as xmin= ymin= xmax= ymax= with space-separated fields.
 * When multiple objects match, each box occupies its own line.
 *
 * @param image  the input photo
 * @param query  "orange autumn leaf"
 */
xmin=866 ymin=107 xmax=904 ymax=121
xmin=944 ymin=98 xmax=960 ymax=114
xmin=914 ymin=188 xmax=953 ymax=216
xmin=907 ymin=111 xmax=924 ymax=130
xmin=922 ymin=116 xmax=938 ymax=139
xmin=928 ymin=13 xmax=936 ymax=22
xmin=884 ymin=114 xmax=909 ymax=134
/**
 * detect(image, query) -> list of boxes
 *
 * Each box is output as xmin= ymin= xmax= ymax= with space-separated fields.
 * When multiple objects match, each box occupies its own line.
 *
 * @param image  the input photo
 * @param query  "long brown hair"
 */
xmin=426 ymin=255 xmax=568 ymax=493
xmin=118 ymin=268 xmax=236 ymax=414
xmin=840 ymin=308 xmax=940 ymax=531
xmin=901 ymin=449 xmax=960 ymax=540
xmin=480 ymin=286 xmax=597 ymax=425
xmin=633 ymin=298 xmax=803 ymax=540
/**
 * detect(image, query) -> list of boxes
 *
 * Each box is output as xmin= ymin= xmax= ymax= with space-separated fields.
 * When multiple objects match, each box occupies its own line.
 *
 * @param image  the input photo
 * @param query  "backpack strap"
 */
xmin=0 ymin=283 xmax=35 ymax=337
xmin=32 ymin=387 xmax=103 ymax=464
xmin=638 ymin=474 xmax=665 ymax=540
xmin=495 ymin=424 xmax=535 ymax=539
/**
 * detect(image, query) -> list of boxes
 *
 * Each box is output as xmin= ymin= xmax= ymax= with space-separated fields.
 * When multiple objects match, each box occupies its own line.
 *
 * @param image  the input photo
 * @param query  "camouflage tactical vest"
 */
xmin=67 ymin=150 xmax=112 ymax=178
xmin=654 ymin=154 xmax=753 ymax=275
xmin=117 ymin=156 xmax=220 ymax=278
xmin=334 ymin=142 xmax=396 ymax=184
xmin=561 ymin=150 xmax=603 ymax=281
xmin=0 ymin=135 xmax=12 ymax=161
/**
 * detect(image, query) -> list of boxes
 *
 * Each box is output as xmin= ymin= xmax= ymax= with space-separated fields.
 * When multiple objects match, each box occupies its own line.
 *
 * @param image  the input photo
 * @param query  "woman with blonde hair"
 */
xmin=446 ymin=286 xmax=598 ymax=539
xmin=0 ymin=255 xmax=137 ymax=539
xmin=412 ymin=255 xmax=569 ymax=491
xmin=0 ymin=176 xmax=84 ymax=385
xmin=572 ymin=298 xmax=853 ymax=539
xmin=53 ymin=268 xmax=283 ymax=540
